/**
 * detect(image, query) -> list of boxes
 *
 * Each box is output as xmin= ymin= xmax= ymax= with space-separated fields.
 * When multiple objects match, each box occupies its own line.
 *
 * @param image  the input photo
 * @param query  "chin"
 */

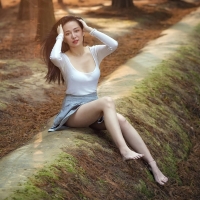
xmin=73 ymin=42 xmax=81 ymax=47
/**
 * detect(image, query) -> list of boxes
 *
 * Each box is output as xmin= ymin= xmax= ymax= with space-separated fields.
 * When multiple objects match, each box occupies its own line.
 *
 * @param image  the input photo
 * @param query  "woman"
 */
xmin=42 ymin=16 xmax=168 ymax=185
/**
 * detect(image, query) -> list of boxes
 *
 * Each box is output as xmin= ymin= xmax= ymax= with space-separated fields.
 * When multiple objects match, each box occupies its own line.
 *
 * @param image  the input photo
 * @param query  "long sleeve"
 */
xmin=90 ymin=29 xmax=118 ymax=63
xmin=50 ymin=33 xmax=64 ymax=69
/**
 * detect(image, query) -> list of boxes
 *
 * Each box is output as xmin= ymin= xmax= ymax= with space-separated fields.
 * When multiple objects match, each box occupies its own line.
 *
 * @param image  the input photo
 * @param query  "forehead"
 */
xmin=63 ymin=21 xmax=80 ymax=31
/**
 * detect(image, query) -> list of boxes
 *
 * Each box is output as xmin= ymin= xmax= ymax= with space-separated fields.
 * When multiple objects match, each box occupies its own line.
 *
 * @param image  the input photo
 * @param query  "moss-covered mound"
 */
xmin=6 ymin=25 xmax=200 ymax=200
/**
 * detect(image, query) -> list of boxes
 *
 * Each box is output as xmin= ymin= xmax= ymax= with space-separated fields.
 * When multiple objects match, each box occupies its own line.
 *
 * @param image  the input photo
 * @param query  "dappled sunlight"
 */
xmin=67 ymin=5 xmax=105 ymax=14
xmin=98 ymin=63 xmax=140 ymax=99
xmin=54 ymin=8 xmax=69 ymax=19
xmin=85 ymin=18 xmax=138 ymax=37
xmin=33 ymin=132 xmax=43 ymax=148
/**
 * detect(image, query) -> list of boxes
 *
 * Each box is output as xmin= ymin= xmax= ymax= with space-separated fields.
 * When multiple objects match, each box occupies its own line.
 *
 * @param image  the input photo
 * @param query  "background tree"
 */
xmin=0 ymin=0 xmax=2 ymax=9
xmin=18 ymin=0 xmax=30 ymax=20
xmin=112 ymin=0 xmax=134 ymax=8
xmin=36 ymin=0 xmax=55 ymax=42
xmin=58 ymin=0 xmax=63 ymax=4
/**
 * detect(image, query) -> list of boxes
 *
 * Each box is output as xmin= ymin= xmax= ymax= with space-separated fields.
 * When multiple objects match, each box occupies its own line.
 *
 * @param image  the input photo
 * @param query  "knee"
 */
xmin=100 ymin=96 xmax=115 ymax=109
xmin=117 ymin=113 xmax=128 ymax=126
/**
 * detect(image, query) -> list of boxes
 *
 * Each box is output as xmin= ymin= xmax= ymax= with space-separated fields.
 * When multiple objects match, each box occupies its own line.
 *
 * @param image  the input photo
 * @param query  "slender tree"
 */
xmin=0 ymin=0 xmax=2 ymax=9
xmin=18 ymin=0 xmax=31 ymax=20
xmin=36 ymin=0 xmax=55 ymax=42
xmin=58 ymin=0 xmax=63 ymax=4
xmin=112 ymin=0 xmax=134 ymax=8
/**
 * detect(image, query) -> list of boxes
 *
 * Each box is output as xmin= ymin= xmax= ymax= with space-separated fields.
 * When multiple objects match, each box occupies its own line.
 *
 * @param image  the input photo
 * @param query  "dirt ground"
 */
xmin=0 ymin=0 xmax=199 ymax=158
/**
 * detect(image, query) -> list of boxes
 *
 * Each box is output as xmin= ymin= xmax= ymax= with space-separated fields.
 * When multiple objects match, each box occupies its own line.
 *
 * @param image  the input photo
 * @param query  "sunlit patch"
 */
xmin=54 ymin=9 xmax=69 ymax=19
xmin=33 ymin=150 xmax=43 ymax=155
xmin=68 ymin=6 xmax=104 ymax=14
xmin=84 ymin=18 xmax=138 ymax=36
xmin=34 ymin=132 xmax=43 ymax=148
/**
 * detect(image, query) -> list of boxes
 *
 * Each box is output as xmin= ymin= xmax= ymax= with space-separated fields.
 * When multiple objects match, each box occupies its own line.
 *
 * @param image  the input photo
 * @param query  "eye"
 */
xmin=75 ymin=29 xmax=79 ymax=32
xmin=65 ymin=33 xmax=70 ymax=36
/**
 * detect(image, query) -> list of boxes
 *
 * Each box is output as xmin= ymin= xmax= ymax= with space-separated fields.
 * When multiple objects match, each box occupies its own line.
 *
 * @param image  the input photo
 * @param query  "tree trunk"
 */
xmin=112 ymin=0 xmax=134 ymax=8
xmin=58 ymin=0 xmax=63 ymax=4
xmin=18 ymin=0 xmax=30 ymax=20
xmin=0 ymin=0 xmax=2 ymax=9
xmin=35 ymin=0 xmax=55 ymax=42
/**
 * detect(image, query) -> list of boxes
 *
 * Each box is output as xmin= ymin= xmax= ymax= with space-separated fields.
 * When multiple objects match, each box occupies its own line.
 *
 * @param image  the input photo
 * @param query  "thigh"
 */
xmin=66 ymin=98 xmax=103 ymax=128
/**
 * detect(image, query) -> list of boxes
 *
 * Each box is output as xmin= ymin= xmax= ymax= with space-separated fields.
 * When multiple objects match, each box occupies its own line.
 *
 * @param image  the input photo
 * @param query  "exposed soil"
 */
xmin=0 ymin=0 xmax=199 ymax=166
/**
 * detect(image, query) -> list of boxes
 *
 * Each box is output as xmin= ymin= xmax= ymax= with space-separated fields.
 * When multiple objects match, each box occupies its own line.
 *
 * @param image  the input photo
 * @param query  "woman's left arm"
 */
xmin=79 ymin=19 xmax=118 ymax=61
xmin=90 ymin=29 xmax=118 ymax=52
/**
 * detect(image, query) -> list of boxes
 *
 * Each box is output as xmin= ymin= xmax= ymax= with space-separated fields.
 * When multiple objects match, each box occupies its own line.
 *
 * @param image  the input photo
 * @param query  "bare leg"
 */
xmin=116 ymin=113 xmax=168 ymax=185
xmin=90 ymin=113 xmax=168 ymax=185
xmin=66 ymin=97 xmax=143 ymax=159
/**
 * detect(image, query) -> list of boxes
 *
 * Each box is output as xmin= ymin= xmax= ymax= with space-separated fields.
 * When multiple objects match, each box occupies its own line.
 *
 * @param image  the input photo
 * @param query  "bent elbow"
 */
xmin=109 ymin=40 xmax=118 ymax=52
xmin=50 ymin=54 xmax=62 ymax=62
xmin=113 ymin=40 xmax=118 ymax=50
xmin=49 ymin=54 xmax=62 ymax=67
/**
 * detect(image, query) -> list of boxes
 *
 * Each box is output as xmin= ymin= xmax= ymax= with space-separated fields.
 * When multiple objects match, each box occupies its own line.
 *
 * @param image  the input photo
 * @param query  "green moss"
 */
xmin=6 ymin=152 xmax=78 ymax=200
xmin=53 ymin=152 xmax=78 ymax=174
xmin=96 ymin=178 xmax=108 ymax=194
xmin=135 ymin=180 xmax=154 ymax=199
xmin=162 ymin=143 xmax=181 ymax=182
xmin=78 ymin=193 xmax=89 ymax=200
xmin=6 ymin=185 xmax=50 ymax=200
xmin=0 ymin=101 xmax=7 ymax=110
xmin=117 ymin=24 xmax=200 ymax=190
xmin=74 ymin=134 xmax=113 ymax=155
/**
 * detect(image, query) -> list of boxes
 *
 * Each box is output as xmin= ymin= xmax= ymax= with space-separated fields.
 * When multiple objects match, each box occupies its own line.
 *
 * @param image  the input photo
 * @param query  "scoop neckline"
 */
xmin=64 ymin=46 xmax=97 ymax=74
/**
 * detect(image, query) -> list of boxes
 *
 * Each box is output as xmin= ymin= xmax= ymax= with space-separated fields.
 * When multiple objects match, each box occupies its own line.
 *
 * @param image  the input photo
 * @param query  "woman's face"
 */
xmin=63 ymin=21 xmax=84 ymax=47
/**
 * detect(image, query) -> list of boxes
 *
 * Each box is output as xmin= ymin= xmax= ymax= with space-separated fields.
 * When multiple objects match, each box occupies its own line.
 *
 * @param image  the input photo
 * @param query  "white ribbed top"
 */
xmin=50 ymin=29 xmax=118 ymax=95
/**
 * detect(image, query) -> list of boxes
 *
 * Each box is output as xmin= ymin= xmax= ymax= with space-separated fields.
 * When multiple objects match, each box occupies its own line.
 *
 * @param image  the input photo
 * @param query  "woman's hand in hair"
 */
xmin=78 ymin=19 xmax=93 ymax=33
xmin=57 ymin=24 xmax=64 ymax=35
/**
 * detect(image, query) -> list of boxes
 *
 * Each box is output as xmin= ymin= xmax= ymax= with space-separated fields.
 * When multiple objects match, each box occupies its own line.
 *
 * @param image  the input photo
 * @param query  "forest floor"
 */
xmin=0 ymin=0 xmax=199 ymax=158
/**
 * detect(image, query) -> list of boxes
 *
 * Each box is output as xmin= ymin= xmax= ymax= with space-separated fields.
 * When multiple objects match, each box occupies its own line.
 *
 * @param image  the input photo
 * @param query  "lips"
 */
xmin=72 ymin=40 xmax=78 ymax=44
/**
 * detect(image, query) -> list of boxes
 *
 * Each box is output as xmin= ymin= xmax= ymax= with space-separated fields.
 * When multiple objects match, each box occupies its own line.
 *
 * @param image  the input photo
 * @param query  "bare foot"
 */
xmin=121 ymin=149 xmax=144 ymax=161
xmin=148 ymin=160 xmax=168 ymax=185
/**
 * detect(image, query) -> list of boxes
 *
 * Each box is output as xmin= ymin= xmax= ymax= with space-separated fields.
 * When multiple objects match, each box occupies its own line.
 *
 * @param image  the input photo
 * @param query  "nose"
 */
xmin=71 ymin=32 xmax=76 ymax=38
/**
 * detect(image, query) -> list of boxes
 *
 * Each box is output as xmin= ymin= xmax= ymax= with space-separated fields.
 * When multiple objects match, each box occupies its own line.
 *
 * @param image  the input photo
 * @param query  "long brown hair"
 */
xmin=41 ymin=16 xmax=83 ymax=84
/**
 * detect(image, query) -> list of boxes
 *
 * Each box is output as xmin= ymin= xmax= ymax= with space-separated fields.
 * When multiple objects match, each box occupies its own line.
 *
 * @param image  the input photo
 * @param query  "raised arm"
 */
xmin=90 ymin=29 xmax=118 ymax=52
xmin=79 ymin=19 xmax=118 ymax=61
xmin=50 ymin=25 xmax=64 ymax=68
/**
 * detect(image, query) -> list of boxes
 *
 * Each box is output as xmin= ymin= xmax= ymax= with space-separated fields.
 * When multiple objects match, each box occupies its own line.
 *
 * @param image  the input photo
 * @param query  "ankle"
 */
xmin=148 ymin=160 xmax=156 ymax=167
xmin=119 ymin=147 xmax=131 ymax=157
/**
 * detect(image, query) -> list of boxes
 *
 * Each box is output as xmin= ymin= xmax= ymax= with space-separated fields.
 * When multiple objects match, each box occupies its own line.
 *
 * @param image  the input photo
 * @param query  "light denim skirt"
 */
xmin=48 ymin=92 xmax=99 ymax=132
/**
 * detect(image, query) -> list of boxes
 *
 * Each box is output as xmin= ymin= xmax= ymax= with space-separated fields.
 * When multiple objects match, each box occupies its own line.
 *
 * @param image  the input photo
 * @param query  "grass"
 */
xmin=135 ymin=180 xmax=154 ymax=199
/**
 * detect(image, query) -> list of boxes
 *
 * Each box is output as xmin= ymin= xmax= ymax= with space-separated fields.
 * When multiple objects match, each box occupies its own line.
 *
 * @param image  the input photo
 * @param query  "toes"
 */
xmin=159 ymin=181 xmax=165 ymax=185
xmin=135 ymin=153 xmax=143 ymax=159
xmin=136 ymin=155 xmax=140 ymax=159
xmin=163 ymin=177 xmax=168 ymax=183
xmin=158 ymin=177 xmax=168 ymax=185
xmin=156 ymin=178 xmax=165 ymax=185
xmin=133 ymin=156 xmax=139 ymax=159
xmin=122 ymin=152 xmax=144 ymax=161
xmin=138 ymin=154 xmax=144 ymax=159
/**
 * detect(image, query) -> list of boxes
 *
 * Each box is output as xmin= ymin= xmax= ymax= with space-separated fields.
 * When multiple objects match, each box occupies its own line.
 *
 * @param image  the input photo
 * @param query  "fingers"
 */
xmin=57 ymin=24 xmax=63 ymax=35
xmin=77 ymin=19 xmax=92 ymax=32
xmin=78 ymin=19 xmax=86 ymax=27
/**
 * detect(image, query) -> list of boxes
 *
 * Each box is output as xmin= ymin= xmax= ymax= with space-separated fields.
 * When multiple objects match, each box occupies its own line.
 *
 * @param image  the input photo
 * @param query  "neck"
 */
xmin=69 ymin=46 xmax=85 ymax=56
